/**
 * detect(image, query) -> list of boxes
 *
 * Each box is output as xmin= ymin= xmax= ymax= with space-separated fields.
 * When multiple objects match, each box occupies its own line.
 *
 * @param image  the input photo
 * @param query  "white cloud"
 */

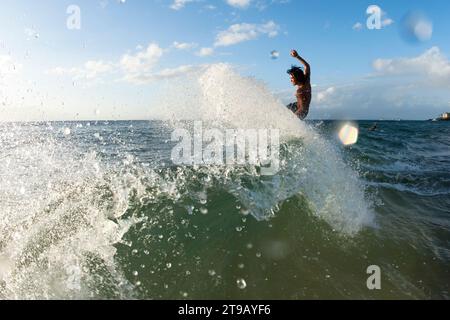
xmin=119 ymin=43 xmax=205 ymax=83
xmin=309 ymin=81 xmax=448 ymax=120
xmin=372 ymin=47 xmax=450 ymax=86
xmin=170 ymin=0 xmax=194 ymax=10
xmin=226 ymin=0 xmax=251 ymax=9
xmin=272 ymin=47 xmax=450 ymax=119
xmin=153 ymin=65 xmax=198 ymax=80
xmin=47 ymin=67 xmax=68 ymax=76
xmin=48 ymin=43 xmax=165 ymax=83
xmin=123 ymin=64 xmax=203 ymax=84
xmin=196 ymin=47 xmax=214 ymax=57
xmin=84 ymin=60 xmax=114 ymax=78
xmin=172 ymin=41 xmax=198 ymax=50
xmin=352 ymin=22 xmax=363 ymax=31
xmin=214 ymin=21 xmax=280 ymax=47
xmin=254 ymin=0 xmax=291 ymax=11
xmin=381 ymin=18 xmax=394 ymax=27
xmin=49 ymin=42 xmax=200 ymax=85
xmin=307 ymin=47 xmax=450 ymax=119
xmin=316 ymin=87 xmax=335 ymax=103
xmin=120 ymin=43 xmax=163 ymax=74
xmin=48 ymin=60 xmax=114 ymax=80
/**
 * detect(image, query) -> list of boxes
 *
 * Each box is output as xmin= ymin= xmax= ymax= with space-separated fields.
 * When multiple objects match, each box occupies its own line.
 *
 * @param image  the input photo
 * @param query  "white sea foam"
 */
xmin=0 ymin=125 xmax=140 ymax=299
xmin=151 ymin=64 xmax=374 ymax=233
xmin=0 ymin=65 xmax=374 ymax=299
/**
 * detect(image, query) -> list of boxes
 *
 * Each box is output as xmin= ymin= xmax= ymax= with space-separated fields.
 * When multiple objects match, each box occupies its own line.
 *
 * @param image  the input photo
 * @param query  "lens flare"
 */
xmin=338 ymin=123 xmax=359 ymax=146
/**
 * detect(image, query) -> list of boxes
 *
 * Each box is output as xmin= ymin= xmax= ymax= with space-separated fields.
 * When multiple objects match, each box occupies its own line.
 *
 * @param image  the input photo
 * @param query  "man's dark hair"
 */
xmin=287 ymin=65 xmax=306 ymax=84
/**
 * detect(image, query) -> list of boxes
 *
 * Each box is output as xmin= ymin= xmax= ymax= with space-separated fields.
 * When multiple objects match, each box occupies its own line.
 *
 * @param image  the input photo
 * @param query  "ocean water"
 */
xmin=0 ymin=65 xmax=449 ymax=299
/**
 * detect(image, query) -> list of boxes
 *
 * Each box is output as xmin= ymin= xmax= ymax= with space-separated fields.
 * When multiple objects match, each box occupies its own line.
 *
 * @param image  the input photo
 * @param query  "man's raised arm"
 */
xmin=291 ymin=50 xmax=310 ymax=77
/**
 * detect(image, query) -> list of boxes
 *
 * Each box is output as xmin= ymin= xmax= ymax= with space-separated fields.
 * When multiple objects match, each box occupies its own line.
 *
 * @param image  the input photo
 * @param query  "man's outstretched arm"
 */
xmin=291 ymin=50 xmax=310 ymax=77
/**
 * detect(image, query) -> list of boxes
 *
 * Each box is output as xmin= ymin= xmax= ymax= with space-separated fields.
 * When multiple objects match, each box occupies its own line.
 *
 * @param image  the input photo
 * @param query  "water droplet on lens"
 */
xmin=270 ymin=50 xmax=279 ymax=59
xmin=240 ymin=208 xmax=250 ymax=216
xmin=236 ymin=278 xmax=247 ymax=289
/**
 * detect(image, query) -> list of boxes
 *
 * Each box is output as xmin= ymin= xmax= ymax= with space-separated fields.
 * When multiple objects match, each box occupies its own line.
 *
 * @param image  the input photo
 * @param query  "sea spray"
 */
xmin=0 ymin=124 xmax=139 ymax=299
xmin=0 ymin=65 xmax=375 ymax=299
xmin=152 ymin=64 xmax=374 ymax=232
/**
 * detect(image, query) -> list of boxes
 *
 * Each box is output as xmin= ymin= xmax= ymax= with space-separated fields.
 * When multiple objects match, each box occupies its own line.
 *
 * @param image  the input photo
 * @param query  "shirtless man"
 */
xmin=286 ymin=50 xmax=312 ymax=120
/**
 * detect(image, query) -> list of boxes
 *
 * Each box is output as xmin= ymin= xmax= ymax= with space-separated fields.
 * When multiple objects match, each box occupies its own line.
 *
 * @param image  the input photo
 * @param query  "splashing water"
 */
xmin=153 ymin=64 xmax=374 ymax=232
xmin=0 ymin=124 xmax=143 ymax=299
xmin=0 ymin=64 xmax=375 ymax=299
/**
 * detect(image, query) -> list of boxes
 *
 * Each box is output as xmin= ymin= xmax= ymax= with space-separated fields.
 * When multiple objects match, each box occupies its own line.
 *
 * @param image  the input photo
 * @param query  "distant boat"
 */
xmin=430 ymin=112 xmax=450 ymax=121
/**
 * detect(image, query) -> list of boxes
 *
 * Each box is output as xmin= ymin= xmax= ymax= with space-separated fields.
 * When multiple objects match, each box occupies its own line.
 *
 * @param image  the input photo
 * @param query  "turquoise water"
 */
xmin=0 ymin=119 xmax=448 ymax=300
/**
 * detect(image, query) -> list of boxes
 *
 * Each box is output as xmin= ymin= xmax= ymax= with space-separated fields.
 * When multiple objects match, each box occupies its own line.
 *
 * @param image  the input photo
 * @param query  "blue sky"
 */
xmin=1 ymin=0 xmax=449 ymax=120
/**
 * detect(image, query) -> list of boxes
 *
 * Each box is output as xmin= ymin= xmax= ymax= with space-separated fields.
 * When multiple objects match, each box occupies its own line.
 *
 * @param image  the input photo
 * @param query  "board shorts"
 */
xmin=286 ymin=102 xmax=309 ymax=120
